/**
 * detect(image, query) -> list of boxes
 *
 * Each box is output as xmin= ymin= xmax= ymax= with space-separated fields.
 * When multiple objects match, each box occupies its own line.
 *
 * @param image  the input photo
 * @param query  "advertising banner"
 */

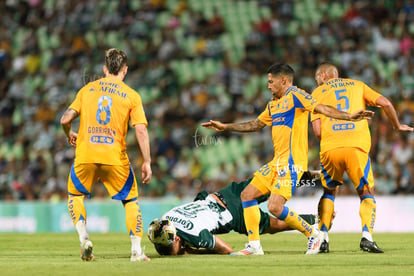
xmin=0 ymin=196 xmax=413 ymax=233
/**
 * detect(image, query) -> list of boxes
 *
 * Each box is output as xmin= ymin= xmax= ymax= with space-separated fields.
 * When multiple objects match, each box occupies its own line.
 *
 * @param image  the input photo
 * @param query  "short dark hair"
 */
xmin=266 ymin=63 xmax=295 ymax=81
xmin=105 ymin=48 xmax=127 ymax=75
xmin=154 ymin=243 xmax=175 ymax=255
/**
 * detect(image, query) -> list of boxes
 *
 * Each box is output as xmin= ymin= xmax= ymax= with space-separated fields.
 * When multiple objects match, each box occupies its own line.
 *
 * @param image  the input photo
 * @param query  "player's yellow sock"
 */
xmin=359 ymin=195 xmax=376 ymax=237
xmin=318 ymin=194 xmax=335 ymax=232
xmin=279 ymin=206 xmax=314 ymax=237
xmin=124 ymin=200 xmax=144 ymax=238
xmin=242 ymin=200 xmax=260 ymax=242
xmin=68 ymin=195 xmax=86 ymax=226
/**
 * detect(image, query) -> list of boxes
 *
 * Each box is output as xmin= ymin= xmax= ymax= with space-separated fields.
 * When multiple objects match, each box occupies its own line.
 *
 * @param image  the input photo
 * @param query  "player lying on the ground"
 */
xmin=148 ymin=174 xmax=321 ymax=255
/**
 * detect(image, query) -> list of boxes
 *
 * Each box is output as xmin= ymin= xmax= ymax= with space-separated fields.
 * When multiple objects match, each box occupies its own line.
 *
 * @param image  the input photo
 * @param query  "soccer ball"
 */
xmin=147 ymin=218 xmax=176 ymax=246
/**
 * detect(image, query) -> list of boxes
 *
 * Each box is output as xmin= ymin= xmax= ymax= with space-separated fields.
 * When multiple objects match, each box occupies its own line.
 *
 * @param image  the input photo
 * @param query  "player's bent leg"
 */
xmin=232 ymin=182 xmax=267 ymax=255
xmin=358 ymin=188 xmax=383 ymax=253
xmin=102 ymin=165 xmax=150 ymax=261
xmin=123 ymin=199 xmax=150 ymax=262
xmin=264 ymin=214 xmax=316 ymax=234
xmin=268 ymin=194 xmax=322 ymax=255
xmin=232 ymin=198 xmax=264 ymax=255
xmin=242 ymin=199 xmax=261 ymax=242
xmin=317 ymin=188 xmax=337 ymax=253
xmin=68 ymin=195 xmax=87 ymax=227
xmin=68 ymin=195 xmax=94 ymax=261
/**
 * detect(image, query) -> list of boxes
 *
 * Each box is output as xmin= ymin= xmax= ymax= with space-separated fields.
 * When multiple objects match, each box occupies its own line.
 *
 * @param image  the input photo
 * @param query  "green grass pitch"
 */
xmin=0 ymin=233 xmax=413 ymax=275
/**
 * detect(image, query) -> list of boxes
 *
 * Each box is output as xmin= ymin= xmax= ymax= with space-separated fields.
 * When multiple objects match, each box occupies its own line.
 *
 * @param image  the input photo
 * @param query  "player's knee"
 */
xmin=267 ymin=201 xmax=284 ymax=217
xmin=358 ymin=186 xmax=374 ymax=198
xmin=324 ymin=188 xmax=336 ymax=196
xmin=320 ymin=190 xmax=336 ymax=202
xmin=240 ymin=189 xmax=253 ymax=201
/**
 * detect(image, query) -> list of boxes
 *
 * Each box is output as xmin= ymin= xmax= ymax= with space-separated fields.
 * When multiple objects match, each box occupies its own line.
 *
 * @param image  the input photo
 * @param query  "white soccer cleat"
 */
xmin=305 ymin=229 xmax=324 ymax=255
xmin=130 ymin=250 xmax=150 ymax=262
xmin=230 ymin=244 xmax=264 ymax=256
xmin=81 ymin=240 xmax=94 ymax=261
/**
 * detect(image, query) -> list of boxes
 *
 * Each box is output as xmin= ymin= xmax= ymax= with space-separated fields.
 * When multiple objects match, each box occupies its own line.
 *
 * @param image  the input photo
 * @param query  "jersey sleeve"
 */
xmin=310 ymin=87 xmax=323 ymax=122
xmin=292 ymin=90 xmax=319 ymax=113
xmin=177 ymin=229 xmax=215 ymax=249
xmin=130 ymin=92 xmax=148 ymax=126
xmin=257 ymin=102 xmax=272 ymax=126
xmin=194 ymin=191 xmax=209 ymax=201
xmin=362 ymin=82 xmax=382 ymax=106
xmin=310 ymin=111 xmax=321 ymax=122
xmin=198 ymin=229 xmax=215 ymax=249
xmin=68 ymin=86 xmax=87 ymax=113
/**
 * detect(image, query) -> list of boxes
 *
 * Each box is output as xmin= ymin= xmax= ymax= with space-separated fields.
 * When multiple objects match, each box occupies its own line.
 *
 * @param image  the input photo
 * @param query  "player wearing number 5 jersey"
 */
xmin=202 ymin=63 xmax=374 ymax=256
xmin=311 ymin=62 xmax=413 ymax=253
xmin=60 ymin=48 xmax=152 ymax=262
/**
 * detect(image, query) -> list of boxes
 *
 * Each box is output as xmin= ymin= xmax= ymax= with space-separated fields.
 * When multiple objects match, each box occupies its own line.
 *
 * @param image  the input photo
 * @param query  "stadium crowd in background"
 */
xmin=1 ymin=0 xmax=414 ymax=201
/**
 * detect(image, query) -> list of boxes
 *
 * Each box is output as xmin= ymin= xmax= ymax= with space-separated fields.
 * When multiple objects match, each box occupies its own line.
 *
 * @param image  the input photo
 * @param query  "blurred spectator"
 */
xmin=392 ymin=134 xmax=413 ymax=166
xmin=0 ymin=0 xmax=413 ymax=201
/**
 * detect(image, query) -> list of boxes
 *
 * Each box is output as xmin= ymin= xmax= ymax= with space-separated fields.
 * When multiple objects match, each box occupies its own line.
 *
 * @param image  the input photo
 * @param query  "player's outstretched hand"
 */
xmin=397 ymin=124 xmax=414 ymax=132
xmin=350 ymin=109 xmax=375 ymax=121
xmin=201 ymin=120 xmax=226 ymax=131
xmin=67 ymin=130 xmax=78 ymax=147
xmin=141 ymin=162 xmax=152 ymax=184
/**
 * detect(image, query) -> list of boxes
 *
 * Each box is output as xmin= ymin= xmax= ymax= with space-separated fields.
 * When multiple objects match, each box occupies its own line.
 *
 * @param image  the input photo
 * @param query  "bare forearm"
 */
xmin=312 ymin=119 xmax=321 ymax=140
xmin=135 ymin=125 xmax=151 ymax=163
xmin=382 ymin=104 xmax=401 ymax=129
xmin=60 ymin=109 xmax=78 ymax=136
xmin=213 ymin=236 xmax=233 ymax=254
xmin=315 ymin=104 xmax=351 ymax=120
xmin=62 ymin=122 xmax=71 ymax=137
xmin=184 ymin=248 xmax=218 ymax=254
xmin=225 ymin=119 xmax=266 ymax=132
xmin=377 ymin=96 xmax=401 ymax=129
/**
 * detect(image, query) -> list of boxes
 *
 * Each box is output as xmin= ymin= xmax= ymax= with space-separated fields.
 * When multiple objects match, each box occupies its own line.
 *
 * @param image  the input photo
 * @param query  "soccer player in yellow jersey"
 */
xmin=60 ymin=48 xmax=152 ymax=262
xmin=202 ymin=63 xmax=374 ymax=255
xmin=311 ymin=62 xmax=413 ymax=253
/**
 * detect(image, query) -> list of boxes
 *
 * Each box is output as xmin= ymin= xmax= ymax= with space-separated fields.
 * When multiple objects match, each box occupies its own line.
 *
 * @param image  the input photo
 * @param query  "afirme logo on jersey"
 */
xmin=166 ymin=216 xmax=194 ymax=230
xmin=90 ymin=135 xmax=114 ymax=144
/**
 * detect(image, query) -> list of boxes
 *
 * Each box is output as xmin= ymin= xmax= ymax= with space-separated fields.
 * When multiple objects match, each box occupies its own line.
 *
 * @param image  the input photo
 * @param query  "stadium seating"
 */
xmin=0 ymin=0 xmax=413 ymax=200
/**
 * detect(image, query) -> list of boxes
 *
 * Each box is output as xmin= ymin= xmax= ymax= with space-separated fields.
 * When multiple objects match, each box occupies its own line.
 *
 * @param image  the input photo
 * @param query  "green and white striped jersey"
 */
xmin=163 ymin=195 xmax=233 ymax=249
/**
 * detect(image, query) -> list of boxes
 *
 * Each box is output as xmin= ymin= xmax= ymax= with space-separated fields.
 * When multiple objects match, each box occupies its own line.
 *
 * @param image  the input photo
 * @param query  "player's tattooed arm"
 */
xmin=314 ymin=104 xmax=374 ymax=122
xmin=225 ymin=119 xmax=266 ymax=132
xmin=201 ymin=119 xmax=266 ymax=132
xmin=60 ymin=108 xmax=79 ymax=147
xmin=60 ymin=108 xmax=78 ymax=136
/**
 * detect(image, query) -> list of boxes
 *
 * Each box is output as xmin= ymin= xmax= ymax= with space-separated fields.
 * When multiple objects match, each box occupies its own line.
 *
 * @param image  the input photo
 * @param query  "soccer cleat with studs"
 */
xmin=230 ymin=244 xmax=264 ymax=256
xmin=360 ymin=238 xmax=384 ymax=253
xmin=130 ymin=250 xmax=150 ymax=262
xmin=319 ymin=240 xmax=329 ymax=253
xmin=81 ymin=240 xmax=94 ymax=261
xmin=305 ymin=230 xmax=324 ymax=255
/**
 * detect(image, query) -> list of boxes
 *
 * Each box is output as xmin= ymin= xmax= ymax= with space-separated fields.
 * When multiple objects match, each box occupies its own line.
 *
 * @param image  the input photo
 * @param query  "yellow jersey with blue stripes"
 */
xmin=258 ymin=86 xmax=318 ymax=172
xmin=69 ymin=77 xmax=148 ymax=165
xmin=310 ymin=78 xmax=381 ymax=154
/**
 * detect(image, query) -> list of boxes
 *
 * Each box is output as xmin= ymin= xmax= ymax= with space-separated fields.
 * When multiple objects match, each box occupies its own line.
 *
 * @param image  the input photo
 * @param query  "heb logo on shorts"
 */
xmin=332 ymin=123 xmax=355 ymax=131
xmin=91 ymin=135 xmax=114 ymax=144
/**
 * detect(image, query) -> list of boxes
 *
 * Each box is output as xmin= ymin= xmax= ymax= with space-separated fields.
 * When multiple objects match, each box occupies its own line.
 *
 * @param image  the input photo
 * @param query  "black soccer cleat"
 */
xmin=319 ymin=240 xmax=329 ymax=253
xmin=360 ymin=238 xmax=384 ymax=253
